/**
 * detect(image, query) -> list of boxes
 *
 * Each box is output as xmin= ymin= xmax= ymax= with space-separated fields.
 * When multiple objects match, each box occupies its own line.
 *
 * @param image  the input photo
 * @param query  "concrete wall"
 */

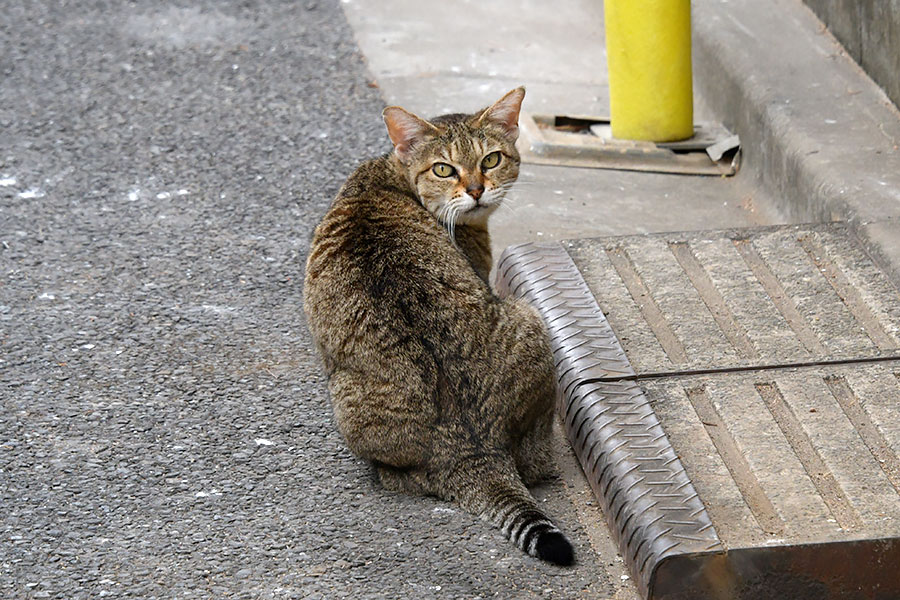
xmin=802 ymin=0 xmax=900 ymax=109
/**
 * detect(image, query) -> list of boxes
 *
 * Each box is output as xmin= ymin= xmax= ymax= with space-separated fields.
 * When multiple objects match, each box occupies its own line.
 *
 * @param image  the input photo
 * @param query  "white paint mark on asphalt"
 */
xmin=199 ymin=304 xmax=236 ymax=314
xmin=128 ymin=189 xmax=140 ymax=201
xmin=156 ymin=191 xmax=171 ymax=200
xmin=18 ymin=188 xmax=45 ymax=199
xmin=255 ymin=438 xmax=274 ymax=446
xmin=0 ymin=176 xmax=16 ymax=186
xmin=38 ymin=293 xmax=56 ymax=300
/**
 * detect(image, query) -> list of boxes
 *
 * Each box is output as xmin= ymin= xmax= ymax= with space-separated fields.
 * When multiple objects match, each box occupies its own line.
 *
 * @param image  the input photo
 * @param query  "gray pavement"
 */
xmin=4 ymin=0 xmax=900 ymax=598
xmin=0 ymin=1 xmax=619 ymax=599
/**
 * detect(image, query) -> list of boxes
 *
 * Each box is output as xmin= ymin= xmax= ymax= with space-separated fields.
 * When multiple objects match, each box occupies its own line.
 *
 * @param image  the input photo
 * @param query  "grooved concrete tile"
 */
xmin=497 ymin=223 xmax=900 ymax=599
xmin=564 ymin=224 xmax=900 ymax=377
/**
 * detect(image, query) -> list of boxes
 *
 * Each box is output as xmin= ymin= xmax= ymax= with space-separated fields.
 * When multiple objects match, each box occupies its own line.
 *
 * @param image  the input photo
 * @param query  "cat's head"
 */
xmin=382 ymin=87 xmax=525 ymax=227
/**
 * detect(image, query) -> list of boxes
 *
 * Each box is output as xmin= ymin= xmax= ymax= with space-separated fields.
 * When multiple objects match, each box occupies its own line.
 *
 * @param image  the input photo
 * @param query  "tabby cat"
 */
xmin=303 ymin=88 xmax=574 ymax=565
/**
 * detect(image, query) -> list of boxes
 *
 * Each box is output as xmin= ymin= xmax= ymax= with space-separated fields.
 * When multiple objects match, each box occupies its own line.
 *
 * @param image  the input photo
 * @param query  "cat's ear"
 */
xmin=383 ymin=106 xmax=439 ymax=163
xmin=476 ymin=87 xmax=526 ymax=142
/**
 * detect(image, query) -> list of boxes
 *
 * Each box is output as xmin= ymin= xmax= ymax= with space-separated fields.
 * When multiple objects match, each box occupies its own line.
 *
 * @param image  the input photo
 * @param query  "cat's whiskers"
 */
xmin=491 ymin=184 xmax=520 ymax=208
xmin=497 ymin=178 xmax=536 ymax=190
xmin=491 ymin=184 xmax=522 ymax=201
xmin=435 ymin=200 xmax=461 ymax=247
xmin=448 ymin=203 xmax=461 ymax=245
xmin=500 ymin=182 xmax=535 ymax=194
xmin=495 ymin=200 xmax=520 ymax=216
xmin=493 ymin=180 xmax=538 ymax=213
xmin=501 ymin=180 xmax=536 ymax=187
xmin=444 ymin=208 xmax=453 ymax=244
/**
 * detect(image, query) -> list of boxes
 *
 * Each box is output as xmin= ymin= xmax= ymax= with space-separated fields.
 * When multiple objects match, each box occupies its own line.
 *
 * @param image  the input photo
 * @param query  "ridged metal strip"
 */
xmin=496 ymin=242 xmax=723 ymax=597
xmin=496 ymin=242 xmax=634 ymax=389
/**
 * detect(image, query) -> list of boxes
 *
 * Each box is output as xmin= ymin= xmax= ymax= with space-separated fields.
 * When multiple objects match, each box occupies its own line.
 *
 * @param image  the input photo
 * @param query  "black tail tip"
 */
xmin=535 ymin=530 xmax=575 ymax=566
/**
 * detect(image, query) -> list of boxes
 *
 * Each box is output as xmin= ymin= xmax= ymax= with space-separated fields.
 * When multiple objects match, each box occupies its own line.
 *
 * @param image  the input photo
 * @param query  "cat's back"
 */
xmin=303 ymin=155 xmax=492 ymax=367
xmin=305 ymin=154 xmax=436 ymax=286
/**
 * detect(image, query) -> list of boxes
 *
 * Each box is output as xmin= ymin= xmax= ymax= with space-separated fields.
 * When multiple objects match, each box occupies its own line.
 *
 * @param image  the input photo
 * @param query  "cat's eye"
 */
xmin=432 ymin=163 xmax=456 ymax=178
xmin=481 ymin=151 xmax=501 ymax=170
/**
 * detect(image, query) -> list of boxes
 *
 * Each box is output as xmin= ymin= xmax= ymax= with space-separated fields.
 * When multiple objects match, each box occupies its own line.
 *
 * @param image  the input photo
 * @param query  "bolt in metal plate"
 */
xmin=496 ymin=224 xmax=900 ymax=599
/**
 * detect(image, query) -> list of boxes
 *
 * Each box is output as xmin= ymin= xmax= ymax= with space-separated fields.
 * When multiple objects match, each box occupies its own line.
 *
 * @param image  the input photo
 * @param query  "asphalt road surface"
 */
xmin=1 ymin=1 xmax=611 ymax=598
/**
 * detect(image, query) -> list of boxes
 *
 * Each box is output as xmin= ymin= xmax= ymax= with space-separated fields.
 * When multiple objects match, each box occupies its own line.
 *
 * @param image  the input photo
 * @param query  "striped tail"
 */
xmin=450 ymin=460 xmax=575 ymax=566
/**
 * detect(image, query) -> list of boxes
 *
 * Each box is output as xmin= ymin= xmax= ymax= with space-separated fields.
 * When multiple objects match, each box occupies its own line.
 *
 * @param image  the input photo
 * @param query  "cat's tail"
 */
xmin=448 ymin=458 xmax=575 ymax=566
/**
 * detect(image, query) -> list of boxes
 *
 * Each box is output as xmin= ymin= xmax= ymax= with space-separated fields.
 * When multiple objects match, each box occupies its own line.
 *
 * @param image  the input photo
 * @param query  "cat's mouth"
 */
xmin=473 ymin=198 xmax=501 ymax=211
xmin=433 ymin=191 xmax=503 ymax=229
xmin=468 ymin=189 xmax=503 ymax=209
xmin=456 ymin=198 xmax=500 ymax=223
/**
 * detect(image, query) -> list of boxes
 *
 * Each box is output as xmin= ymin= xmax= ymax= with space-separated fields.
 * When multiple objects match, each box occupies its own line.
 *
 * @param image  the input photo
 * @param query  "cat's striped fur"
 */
xmin=303 ymin=88 xmax=574 ymax=565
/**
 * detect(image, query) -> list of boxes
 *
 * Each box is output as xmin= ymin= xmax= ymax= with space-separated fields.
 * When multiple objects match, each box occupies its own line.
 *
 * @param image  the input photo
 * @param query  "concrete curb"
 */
xmin=692 ymin=0 xmax=900 ymax=282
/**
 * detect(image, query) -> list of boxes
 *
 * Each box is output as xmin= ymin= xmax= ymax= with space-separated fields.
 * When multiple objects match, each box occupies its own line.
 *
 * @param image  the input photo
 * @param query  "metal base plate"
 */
xmin=496 ymin=224 xmax=900 ymax=599
xmin=517 ymin=113 xmax=741 ymax=176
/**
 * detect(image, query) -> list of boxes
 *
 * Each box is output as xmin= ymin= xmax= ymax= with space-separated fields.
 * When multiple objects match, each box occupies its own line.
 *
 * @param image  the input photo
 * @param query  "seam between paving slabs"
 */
xmin=571 ymin=354 xmax=900 ymax=384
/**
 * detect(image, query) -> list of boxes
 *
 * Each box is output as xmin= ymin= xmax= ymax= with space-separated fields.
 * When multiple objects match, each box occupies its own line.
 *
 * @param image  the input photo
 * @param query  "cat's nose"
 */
xmin=467 ymin=184 xmax=485 ymax=201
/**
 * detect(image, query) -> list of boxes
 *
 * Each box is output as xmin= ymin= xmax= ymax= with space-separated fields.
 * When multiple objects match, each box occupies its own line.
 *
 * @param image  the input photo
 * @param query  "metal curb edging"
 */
xmin=496 ymin=241 xmax=724 ymax=598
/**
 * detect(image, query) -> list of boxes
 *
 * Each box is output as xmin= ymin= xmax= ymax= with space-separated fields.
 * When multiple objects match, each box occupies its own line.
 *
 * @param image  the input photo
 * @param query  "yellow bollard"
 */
xmin=604 ymin=0 xmax=694 ymax=142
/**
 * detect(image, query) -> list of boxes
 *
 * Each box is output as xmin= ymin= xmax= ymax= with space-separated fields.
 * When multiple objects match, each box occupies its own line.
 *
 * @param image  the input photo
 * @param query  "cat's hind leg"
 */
xmin=514 ymin=411 xmax=558 ymax=486
xmin=329 ymin=368 xmax=432 ymax=470
xmin=375 ymin=463 xmax=434 ymax=496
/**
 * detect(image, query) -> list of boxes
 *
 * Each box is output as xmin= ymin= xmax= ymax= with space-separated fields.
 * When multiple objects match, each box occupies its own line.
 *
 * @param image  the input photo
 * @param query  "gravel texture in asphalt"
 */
xmin=1 ymin=1 xmax=610 ymax=598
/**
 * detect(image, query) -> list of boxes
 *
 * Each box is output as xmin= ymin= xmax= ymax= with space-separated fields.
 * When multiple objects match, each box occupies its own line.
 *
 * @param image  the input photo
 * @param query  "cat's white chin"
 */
xmin=433 ymin=193 xmax=502 ymax=227
xmin=457 ymin=203 xmax=498 ymax=224
xmin=459 ymin=192 xmax=502 ymax=223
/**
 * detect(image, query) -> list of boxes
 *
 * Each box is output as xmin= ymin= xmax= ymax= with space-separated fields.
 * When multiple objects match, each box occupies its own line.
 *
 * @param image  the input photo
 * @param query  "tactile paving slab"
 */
xmin=496 ymin=224 xmax=900 ymax=600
